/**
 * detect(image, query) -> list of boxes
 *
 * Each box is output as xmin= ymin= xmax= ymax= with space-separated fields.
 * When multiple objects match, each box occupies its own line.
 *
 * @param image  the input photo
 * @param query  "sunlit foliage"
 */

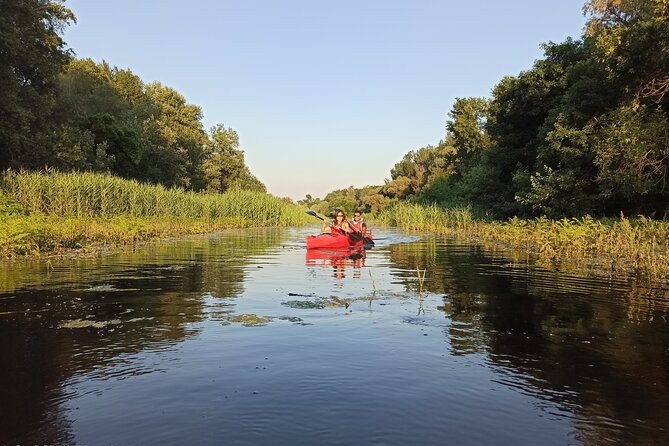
xmin=338 ymin=0 xmax=669 ymax=220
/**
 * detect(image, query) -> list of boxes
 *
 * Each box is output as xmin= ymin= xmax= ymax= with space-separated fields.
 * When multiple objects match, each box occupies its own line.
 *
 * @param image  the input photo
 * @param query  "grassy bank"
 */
xmin=379 ymin=203 xmax=669 ymax=282
xmin=0 ymin=170 xmax=310 ymax=257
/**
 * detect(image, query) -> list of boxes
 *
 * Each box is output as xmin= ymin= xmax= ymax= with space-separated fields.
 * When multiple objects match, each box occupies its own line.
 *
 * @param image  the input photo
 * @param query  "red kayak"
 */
xmin=306 ymin=232 xmax=373 ymax=249
xmin=305 ymin=247 xmax=366 ymax=263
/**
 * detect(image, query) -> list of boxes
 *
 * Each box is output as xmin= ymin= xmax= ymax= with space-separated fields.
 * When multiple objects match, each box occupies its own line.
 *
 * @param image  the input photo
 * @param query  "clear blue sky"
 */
xmin=63 ymin=0 xmax=587 ymax=200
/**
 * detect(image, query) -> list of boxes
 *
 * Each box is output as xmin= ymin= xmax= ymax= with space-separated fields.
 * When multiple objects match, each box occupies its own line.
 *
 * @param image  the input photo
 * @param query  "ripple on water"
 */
xmin=2 ymin=228 xmax=669 ymax=446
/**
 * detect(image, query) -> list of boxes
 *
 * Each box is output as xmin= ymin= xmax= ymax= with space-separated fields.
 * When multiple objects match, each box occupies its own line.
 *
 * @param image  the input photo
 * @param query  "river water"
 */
xmin=1 ymin=227 xmax=668 ymax=445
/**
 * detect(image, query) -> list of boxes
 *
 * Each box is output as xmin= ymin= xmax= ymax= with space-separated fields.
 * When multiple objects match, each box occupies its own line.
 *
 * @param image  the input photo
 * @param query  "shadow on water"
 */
xmin=1 ymin=227 xmax=668 ymax=445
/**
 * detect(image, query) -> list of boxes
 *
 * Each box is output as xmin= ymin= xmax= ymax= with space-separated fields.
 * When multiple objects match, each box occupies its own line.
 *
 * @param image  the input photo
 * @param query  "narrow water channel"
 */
xmin=1 ymin=227 xmax=668 ymax=445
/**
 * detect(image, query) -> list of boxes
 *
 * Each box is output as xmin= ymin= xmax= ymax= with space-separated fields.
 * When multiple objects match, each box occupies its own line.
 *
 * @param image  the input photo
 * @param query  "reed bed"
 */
xmin=1 ymin=170 xmax=309 ymax=225
xmin=379 ymin=203 xmax=475 ymax=233
xmin=379 ymin=202 xmax=669 ymax=282
xmin=0 ymin=170 xmax=310 ymax=257
xmin=0 ymin=214 xmax=239 ymax=257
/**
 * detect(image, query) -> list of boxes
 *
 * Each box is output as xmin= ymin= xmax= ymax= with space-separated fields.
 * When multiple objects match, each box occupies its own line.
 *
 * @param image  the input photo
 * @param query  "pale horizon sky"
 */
xmin=63 ymin=0 xmax=587 ymax=200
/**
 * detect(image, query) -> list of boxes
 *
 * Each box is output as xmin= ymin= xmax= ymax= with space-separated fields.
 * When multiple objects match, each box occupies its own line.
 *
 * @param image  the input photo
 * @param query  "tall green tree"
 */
xmin=354 ymin=0 xmax=669 ymax=219
xmin=447 ymin=97 xmax=491 ymax=169
xmin=203 ymin=124 xmax=265 ymax=193
xmin=0 ymin=0 xmax=75 ymax=169
xmin=584 ymin=0 xmax=669 ymax=111
xmin=53 ymin=60 xmax=143 ymax=174
xmin=386 ymin=142 xmax=457 ymax=199
xmin=141 ymin=82 xmax=208 ymax=189
xmin=520 ymin=1 xmax=669 ymax=217
xmin=591 ymin=103 xmax=669 ymax=213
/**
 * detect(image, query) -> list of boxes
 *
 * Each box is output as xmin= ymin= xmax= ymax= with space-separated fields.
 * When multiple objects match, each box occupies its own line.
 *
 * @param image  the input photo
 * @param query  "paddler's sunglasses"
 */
xmin=337 ymin=214 xmax=344 ymax=218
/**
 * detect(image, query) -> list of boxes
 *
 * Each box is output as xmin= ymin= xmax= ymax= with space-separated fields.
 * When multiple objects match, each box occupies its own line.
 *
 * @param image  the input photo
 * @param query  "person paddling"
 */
xmin=349 ymin=210 xmax=367 ymax=236
xmin=322 ymin=210 xmax=351 ymax=235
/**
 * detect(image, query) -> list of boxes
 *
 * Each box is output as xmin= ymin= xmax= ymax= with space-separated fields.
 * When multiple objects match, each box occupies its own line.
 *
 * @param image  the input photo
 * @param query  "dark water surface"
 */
xmin=1 ymin=228 xmax=668 ymax=445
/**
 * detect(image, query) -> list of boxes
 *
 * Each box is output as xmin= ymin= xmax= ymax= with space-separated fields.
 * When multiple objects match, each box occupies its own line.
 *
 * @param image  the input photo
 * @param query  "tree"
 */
xmin=591 ymin=103 xmax=669 ymax=212
xmin=0 ymin=0 xmax=75 ymax=169
xmin=203 ymin=124 xmax=265 ymax=192
xmin=518 ymin=1 xmax=669 ymax=217
xmin=52 ymin=60 xmax=145 ymax=175
xmin=584 ymin=0 xmax=669 ymax=111
xmin=447 ymin=97 xmax=491 ymax=168
xmin=388 ymin=142 xmax=458 ymax=198
xmin=383 ymin=176 xmax=413 ymax=200
xmin=143 ymin=82 xmax=208 ymax=189
xmin=359 ymin=185 xmax=390 ymax=214
xmin=518 ymin=113 xmax=600 ymax=217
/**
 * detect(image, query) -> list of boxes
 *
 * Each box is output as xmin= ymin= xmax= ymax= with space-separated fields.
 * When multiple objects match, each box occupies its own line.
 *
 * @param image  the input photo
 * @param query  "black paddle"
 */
xmin=305 ymin=210 xmax=336 ymax=236
xmin=305 ymin=210 xmax=325 ymax=221
xmin=351 ymin=232 xmax=374 ymax=246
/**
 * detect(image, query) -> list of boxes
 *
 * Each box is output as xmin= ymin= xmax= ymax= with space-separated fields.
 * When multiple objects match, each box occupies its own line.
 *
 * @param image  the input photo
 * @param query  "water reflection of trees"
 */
xmin=388 ymin=237 xmax=669 ymax=444
xmin=0 ymin=229 xmax=285 ymax=444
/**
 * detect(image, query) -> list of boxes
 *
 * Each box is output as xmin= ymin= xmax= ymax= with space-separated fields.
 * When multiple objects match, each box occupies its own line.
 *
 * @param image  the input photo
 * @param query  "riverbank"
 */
xmin=0 ymin=170 xmax=310 ymax=258
xmin=4 ymin=172 xmax=668 ymax=283
xmin=379 ymin=203 xmax=669 ymax=282
xmin=0 ymin=214 xmax=266 ymax=258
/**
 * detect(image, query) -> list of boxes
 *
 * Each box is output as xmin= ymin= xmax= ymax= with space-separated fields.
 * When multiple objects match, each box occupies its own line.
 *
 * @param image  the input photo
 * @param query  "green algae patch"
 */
xmin=282 ymin=297 xmax=351 ymax=309
xmin=281 ymin=300 xmax=325 ymax=309
xmin=229 ymin=313 xmax=273 ymax=326
xmin=322 ymin=296 xmax=350 ymax=308
xmin=278 ymin=316 xmax=304 ymax=322
xmin=59 ymin=319 xmax=122 ymax=329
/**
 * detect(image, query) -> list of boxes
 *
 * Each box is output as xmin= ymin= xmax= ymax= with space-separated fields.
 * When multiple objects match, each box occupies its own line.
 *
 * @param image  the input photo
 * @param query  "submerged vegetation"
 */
xmin=0 ymin=171 xmax=309 ymax=257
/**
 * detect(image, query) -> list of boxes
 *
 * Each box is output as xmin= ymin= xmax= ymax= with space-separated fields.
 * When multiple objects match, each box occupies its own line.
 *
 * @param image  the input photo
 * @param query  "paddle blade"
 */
xmin=305 ymin=210 xmax=324 ymax=221
xmin=348 ymin=232 xmax=363 ymax=243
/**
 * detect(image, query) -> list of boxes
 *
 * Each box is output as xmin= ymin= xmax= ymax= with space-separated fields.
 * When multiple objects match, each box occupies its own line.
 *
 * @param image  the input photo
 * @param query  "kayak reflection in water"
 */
xmin=321 ymin=210 xmax=352 ymax=235
xmin=305 ymin=248 xmax=367 ymax=279
xmin=332 ymin=249 xmax=366 ymax=279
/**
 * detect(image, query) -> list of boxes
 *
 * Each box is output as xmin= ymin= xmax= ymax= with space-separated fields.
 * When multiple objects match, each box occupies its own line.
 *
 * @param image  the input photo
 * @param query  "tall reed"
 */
xmin=2 ymin=170 xmax=309 ymax=226
xmin=379 ymin=202 xmax=669 ymax=282
xmin=0 ymin=170 xmax=313 ymax=257
xmin=379 ymin=203 xmax=476 ymax=234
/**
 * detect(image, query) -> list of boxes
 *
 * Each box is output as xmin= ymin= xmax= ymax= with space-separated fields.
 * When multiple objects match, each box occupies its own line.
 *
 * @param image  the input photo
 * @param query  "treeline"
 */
xmin=1 ymin=0 xmax=263 ymax=193
xmin=311 ymin=0 xmax=669 ymax=219
xmin=299 ymin=186 xmax=391 ymax=217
